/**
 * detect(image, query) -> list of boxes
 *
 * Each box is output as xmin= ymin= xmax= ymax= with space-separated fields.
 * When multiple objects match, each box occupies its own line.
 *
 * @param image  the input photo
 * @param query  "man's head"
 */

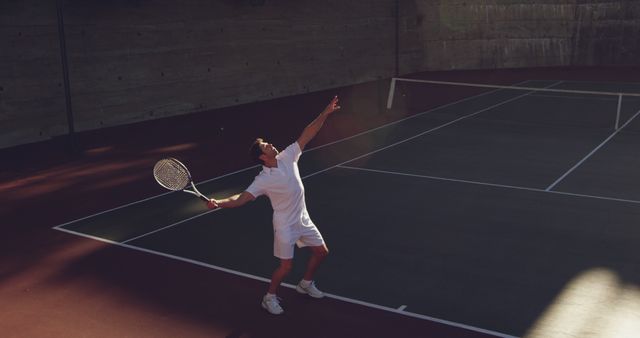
xmin=249 ymin=138 xmax=279 ymax=165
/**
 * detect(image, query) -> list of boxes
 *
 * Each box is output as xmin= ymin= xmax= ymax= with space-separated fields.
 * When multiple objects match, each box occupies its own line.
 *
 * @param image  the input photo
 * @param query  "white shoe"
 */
xmin=261 ymin=295 xmax=284 ymax=315
xmin=296 ymin=280 xmax=324 ymax=298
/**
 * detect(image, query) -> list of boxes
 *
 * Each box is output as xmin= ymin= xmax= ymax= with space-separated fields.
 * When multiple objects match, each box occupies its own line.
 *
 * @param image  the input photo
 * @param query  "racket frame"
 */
xmin=154 ymin=158 xmax=210 ymax=202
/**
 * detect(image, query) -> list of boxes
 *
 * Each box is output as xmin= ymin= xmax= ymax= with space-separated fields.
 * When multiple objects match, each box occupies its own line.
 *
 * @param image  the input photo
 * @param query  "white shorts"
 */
xmin=273 ymin=222 xmax=325 ymax=259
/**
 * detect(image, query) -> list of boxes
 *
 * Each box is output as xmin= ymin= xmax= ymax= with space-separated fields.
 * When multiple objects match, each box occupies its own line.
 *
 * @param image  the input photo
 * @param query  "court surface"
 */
xmin=55 ymin=80 xmax=640 ymax=337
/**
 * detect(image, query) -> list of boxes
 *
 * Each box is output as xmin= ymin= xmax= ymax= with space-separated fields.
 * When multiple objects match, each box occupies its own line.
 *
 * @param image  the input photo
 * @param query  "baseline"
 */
xmin=54 ymin=225 xmax=516 ymax=338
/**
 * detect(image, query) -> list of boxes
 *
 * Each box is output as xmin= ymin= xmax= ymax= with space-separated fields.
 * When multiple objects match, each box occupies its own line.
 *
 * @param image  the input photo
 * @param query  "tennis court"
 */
xmin=53 ymin=79 xmax=640 ymax=337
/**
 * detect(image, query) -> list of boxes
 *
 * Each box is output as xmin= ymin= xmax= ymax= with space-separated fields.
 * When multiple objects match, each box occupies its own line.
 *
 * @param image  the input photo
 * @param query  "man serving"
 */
xmin=208 ymin=96 xmax=341 ymax=315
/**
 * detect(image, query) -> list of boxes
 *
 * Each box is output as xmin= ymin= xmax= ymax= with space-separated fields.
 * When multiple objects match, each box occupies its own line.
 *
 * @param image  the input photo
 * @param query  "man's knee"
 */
xmin=312 ymin=245 xmax=329 ymax=258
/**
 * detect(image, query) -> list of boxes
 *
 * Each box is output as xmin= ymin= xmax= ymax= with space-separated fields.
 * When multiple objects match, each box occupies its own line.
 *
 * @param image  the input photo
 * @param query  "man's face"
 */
xmin=258 ymin=140 xmax=279 ymax=158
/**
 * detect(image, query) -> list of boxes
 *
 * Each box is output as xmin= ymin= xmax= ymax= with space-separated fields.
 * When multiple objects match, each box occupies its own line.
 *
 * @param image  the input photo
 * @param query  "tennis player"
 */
xmin=207 ymin=96 xmax=340 ymax=315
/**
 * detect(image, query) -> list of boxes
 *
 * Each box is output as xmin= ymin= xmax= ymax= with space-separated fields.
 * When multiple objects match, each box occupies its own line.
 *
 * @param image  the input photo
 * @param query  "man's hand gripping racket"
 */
xmin=153 ymin=158 xmax=216 ymax=207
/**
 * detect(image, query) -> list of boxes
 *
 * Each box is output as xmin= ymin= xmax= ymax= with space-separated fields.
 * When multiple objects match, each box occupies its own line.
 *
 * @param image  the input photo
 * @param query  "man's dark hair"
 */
xmin=249 ymin=138 xmax=264 ymax=165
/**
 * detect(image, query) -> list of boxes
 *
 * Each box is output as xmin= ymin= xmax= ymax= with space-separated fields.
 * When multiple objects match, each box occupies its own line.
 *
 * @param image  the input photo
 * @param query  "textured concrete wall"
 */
xmin=60 ymin=0 xmax=395 ymax=133
xmin=400 ymin=0 xmax=640 ymax=72
xmin=1 ymin=0 xmax=396 ymax=148
xmin=573 ymin=1 xmax=640 ymax=65
xmin=0 ymin=0 xmax=67 ymax=148
xmin=2 ymin=0 xmax=640 ymax=149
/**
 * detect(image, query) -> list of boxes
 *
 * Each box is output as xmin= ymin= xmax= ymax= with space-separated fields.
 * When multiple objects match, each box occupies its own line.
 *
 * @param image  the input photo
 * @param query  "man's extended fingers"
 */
xmin=324 ymin=96 xmax=340 ymax=114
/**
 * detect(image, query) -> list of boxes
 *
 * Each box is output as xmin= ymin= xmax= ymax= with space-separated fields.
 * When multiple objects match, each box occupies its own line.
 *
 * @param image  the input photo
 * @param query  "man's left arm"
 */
xmin=297 ymin=96 xmax=341 ymax=151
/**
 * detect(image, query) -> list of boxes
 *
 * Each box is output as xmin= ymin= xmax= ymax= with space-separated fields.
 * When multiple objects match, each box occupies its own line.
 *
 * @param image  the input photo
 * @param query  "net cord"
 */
xmin=391 ymin=78 xmax=640 ymax=98
xmin=387 ymin=77 xmax=640 ymax=131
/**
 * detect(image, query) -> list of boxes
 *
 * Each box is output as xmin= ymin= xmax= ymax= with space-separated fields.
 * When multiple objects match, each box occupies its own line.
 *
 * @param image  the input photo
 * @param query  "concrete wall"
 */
xmin=1 ymin=0 xmax=396 ymax=148
xmin=60 ymin=0 xmax=396 ymax=133
xmin=400 ymin=0 xmax=640 ymax=72
xmin=2 ymin=0 xmax=640 ymax=149
xmin=0 ymin=0 xmax=67 ymax=148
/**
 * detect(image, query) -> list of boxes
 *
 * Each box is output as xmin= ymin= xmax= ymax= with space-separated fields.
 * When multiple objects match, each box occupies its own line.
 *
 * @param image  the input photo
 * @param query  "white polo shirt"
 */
xmin=245 ymin=142 xmax=312 ymax=229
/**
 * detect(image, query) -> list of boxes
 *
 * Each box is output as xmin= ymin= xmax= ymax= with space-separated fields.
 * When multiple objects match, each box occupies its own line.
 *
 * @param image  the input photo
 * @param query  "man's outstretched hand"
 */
xmin=322 ymin=95 xmax=341 ymax=115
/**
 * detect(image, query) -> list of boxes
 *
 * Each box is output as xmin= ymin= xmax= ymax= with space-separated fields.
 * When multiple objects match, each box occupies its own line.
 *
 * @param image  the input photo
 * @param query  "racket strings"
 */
xmin=153 ymin=159 xmax=191 ymax=190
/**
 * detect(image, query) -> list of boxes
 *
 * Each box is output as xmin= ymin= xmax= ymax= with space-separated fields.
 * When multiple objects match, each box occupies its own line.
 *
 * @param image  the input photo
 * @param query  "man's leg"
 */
xmin=303 ymin=244 xmax=329 ymax=281
xmin=268 ymin=258 xmax=292 ymax=294
xmin=262 ymin=259 xmax=292 ymax=315
xmin=296 ymin=244 xmax=329 ymax=298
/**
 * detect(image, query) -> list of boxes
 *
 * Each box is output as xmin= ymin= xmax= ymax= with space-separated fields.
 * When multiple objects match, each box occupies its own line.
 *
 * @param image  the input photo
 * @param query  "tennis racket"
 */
xmin=153 ymin=158 xmax=209 ymax=202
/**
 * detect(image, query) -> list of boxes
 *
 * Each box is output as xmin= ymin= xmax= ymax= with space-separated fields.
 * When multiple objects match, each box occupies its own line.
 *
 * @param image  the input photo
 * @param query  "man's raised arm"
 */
xmin=297 ymin=96 xmax=341 ymax=151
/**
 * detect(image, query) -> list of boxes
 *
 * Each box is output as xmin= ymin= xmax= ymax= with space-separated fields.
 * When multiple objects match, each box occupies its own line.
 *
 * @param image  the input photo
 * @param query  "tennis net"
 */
xmin=386 ymin=78 xmax=640 ymax=133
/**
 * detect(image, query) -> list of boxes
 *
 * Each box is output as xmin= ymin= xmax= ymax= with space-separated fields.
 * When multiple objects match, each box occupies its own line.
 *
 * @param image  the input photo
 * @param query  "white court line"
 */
xmin=54 ymin=226 xmax=517 ymax=338
xmin=337 ymin=165 xmax=640 ymax=206
xmin=121 ymin=208 xmax=222 ymax=244
xmin=528 ymin=93 xmax=623 ymax=101
xmin=545 ymin=108 xmax=640 ymax=191
xmin=397 ymin=305 xmax=408 ymax=311
xmin=52 ymin=80 xmax=533 ymax=231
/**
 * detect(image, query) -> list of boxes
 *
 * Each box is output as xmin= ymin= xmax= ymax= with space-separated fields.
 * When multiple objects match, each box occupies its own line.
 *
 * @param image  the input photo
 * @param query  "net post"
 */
xmin=615 ymin=94 xmax=623 ymax=130
xmin=386 ymin=78 xmax=397 ymax=109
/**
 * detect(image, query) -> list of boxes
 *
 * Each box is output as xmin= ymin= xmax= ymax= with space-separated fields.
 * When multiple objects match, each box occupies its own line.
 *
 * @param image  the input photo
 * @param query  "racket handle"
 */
xmin=182 ymin=189 xmax=211 ymax=203
xmin=189 ymin=182 xmax=210 ymax=203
